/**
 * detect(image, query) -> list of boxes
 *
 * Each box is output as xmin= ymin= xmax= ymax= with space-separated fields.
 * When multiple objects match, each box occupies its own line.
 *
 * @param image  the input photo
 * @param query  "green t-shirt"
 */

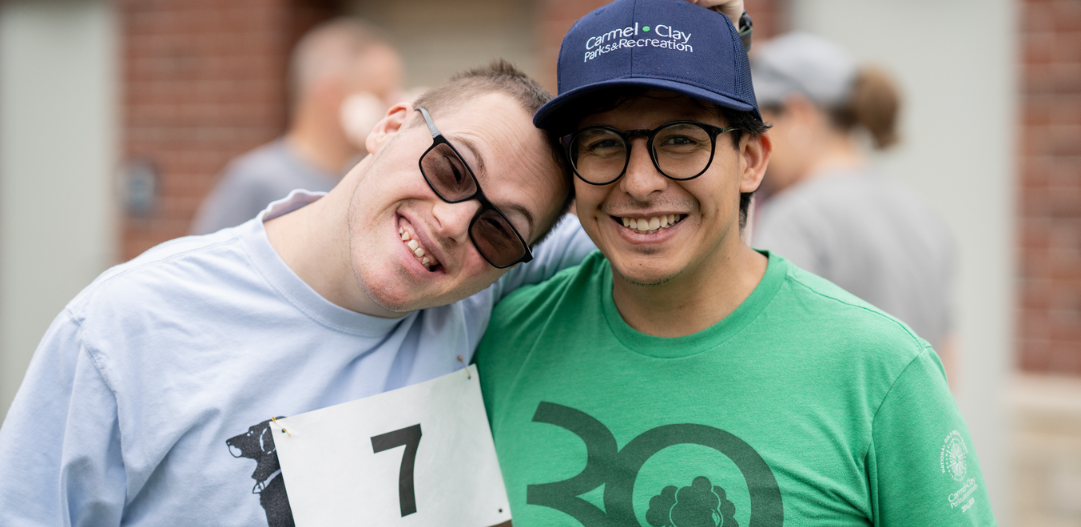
xmin=476 ymin=251 xmax=995 ymax=526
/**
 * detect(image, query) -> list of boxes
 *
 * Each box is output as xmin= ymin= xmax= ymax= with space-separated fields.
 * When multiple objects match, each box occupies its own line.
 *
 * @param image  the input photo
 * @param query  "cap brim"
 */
xmin=534 ymin=77 xmax=759 ymax=133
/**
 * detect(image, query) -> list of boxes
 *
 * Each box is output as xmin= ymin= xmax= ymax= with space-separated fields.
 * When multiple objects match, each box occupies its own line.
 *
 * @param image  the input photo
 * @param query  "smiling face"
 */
xmin=573 ymin=92 xmax=768 ymax=288
xmin=347 ymin=93 xmax=567 ymax=313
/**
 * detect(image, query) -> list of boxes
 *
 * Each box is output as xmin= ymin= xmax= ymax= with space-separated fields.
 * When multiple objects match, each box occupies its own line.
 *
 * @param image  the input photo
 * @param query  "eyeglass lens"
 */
xmin=419 ymin=142 xmax=478 ymax=202
xmin=570 ymin=122 xmax=715 ymax=184
xmin=419 ymin=142 xmax=528 ymax=268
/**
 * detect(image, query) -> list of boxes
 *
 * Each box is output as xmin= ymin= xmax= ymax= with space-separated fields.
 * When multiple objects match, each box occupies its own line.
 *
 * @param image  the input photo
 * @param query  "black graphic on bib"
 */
xmin=646 ymin=476 xmax=739 ymax=527
xmin=527 ymin=402 xmax=782 ymax=527
xmin=226 ymin=418 xmax=295 ymax=527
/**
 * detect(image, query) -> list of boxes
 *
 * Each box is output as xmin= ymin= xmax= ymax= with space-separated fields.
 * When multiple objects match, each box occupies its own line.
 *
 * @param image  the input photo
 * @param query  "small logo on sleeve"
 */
xmin=940 ymin=430 xmax=978 ymax=513
xmin=940 ymin=430 xmax=968 ymax=481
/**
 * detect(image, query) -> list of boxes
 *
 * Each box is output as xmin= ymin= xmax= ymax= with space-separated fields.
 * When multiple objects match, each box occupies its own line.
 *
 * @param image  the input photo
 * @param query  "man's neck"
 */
xmin=263 ymin=162 xmax=404 ymax=319
xmin=610 ymin=242 xmax=768 ymax=338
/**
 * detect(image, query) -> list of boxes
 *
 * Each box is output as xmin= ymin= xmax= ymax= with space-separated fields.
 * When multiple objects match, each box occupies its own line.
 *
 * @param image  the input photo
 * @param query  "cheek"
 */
xmin=451 ymin=259 xmax=507 ymax=299
xmin=572 ymin=180 xmax=606 ymax=212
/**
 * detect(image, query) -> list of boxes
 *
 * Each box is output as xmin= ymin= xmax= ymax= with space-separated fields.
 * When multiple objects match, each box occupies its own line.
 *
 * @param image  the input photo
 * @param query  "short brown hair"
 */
xmin=412 ymin=60 xmax=575 ymax=245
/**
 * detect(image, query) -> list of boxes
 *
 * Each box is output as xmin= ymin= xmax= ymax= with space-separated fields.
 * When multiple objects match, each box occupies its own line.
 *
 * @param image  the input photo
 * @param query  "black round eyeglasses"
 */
xmin=563 ymin=121 xmax=738 ymax=186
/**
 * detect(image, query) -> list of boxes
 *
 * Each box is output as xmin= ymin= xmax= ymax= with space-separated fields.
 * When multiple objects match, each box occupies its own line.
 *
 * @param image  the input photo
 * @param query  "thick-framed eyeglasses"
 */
xmin=563 ymin=121 xmax=739 ymax=186
xmin=415 ymin=106 xmax=534 ymax=269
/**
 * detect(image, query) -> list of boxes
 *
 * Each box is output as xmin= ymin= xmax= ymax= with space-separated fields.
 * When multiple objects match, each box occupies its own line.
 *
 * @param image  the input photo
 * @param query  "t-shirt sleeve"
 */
xmin=867 ymin=348 xmax=997 ymax=526
xmin=0 ymin=311 xmax=126 ymax=527
xmin=489 ymin=215 xmax=595 ymax=302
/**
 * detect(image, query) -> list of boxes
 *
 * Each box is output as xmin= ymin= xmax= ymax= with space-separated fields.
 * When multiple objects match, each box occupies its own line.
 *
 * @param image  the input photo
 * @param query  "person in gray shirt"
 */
xmin=751 ymin=33 xmax=957 ymax=366
xmin=192 ymin=18 xmax=402 ymax=235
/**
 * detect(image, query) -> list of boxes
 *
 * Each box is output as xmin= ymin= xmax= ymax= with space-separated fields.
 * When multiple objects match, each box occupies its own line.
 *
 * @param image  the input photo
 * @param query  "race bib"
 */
xmin=273 ymin=365 xmax=511 ymax=526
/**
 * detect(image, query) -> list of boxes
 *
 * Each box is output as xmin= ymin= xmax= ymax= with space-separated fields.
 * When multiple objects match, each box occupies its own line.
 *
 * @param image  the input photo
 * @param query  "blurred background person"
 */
xmin=751 ymin=32 xmax=957 ymax=366
xmin=190 ymin=17 xmax=403 ymax=235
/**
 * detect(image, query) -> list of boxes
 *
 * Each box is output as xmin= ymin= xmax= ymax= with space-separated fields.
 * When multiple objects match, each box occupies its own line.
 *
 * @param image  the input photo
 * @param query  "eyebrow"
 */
xmin=450 ymin=134 xmax=487 ymax=176
xmin=450 ymin=133 xmax=537 ymax=238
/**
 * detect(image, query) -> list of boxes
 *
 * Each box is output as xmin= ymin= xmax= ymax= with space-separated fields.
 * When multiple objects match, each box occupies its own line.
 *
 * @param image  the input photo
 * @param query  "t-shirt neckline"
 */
xmin=599 ymin=250 xmax=786 ymax=358
xmin=239 ymin=190 xmax=407 ymax=336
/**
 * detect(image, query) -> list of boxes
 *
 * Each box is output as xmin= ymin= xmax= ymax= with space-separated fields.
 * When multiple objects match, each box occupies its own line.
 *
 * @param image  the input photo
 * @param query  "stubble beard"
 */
xmin=614 ymin=265 xmax=683 ymax=287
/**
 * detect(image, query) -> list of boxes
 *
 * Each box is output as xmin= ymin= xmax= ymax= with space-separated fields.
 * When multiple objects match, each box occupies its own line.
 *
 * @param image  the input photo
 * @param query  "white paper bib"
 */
xmin=273 ymin=365 xmax=511 ymax=526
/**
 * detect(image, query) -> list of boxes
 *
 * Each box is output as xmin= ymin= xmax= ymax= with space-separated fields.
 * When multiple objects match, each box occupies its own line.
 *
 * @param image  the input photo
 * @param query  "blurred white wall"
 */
xmin=0 ymin=0 xmax=119 ymax=422
xmin=790 ymin=0 xmax=1015 ymax=522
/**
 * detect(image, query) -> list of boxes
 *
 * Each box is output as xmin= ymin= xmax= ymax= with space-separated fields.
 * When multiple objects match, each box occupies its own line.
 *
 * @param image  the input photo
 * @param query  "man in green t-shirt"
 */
xmin=474 ymin=0 xmax=997 ymax=525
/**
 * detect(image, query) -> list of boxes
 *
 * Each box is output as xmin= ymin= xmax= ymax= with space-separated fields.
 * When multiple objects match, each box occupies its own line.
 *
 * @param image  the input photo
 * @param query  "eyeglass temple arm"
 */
xmin=415 ymin=107 xmax=441 ymax=138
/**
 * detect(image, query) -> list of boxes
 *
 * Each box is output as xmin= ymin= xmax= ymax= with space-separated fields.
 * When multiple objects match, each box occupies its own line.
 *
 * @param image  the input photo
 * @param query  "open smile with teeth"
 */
xmin=399 ymin=226 xmax=441 ymax=271
xmin=619 ymin=214 xmax=684 ymax=234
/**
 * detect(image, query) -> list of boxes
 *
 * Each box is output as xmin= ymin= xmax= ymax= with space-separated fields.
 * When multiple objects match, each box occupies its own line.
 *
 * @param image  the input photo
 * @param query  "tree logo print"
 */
xmin=647 ymin=476 xmax=739 ymax=527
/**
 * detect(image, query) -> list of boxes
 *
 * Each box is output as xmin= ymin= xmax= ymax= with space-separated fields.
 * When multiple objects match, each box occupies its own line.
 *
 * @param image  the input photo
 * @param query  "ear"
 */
xmin=738 ymin=130 xmax=772 ymax=194
xmin=365 ymin=102 xmax=415 ymax=155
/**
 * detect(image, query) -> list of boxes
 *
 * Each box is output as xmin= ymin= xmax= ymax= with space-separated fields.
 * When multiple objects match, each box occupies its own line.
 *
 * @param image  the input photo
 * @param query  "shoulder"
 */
xmin=224 ymin=140 xmax=289 ymax=172
xmin=217 ymin=141 xmax=298 ymax=188
xmin=477 ymin=252 xmax=605 ymax=417
xmin=758 ymin=174 xmax=860 ymax=225
xmin=478 ymin=251 xmax=603 ymax=368
xmin=66 ymin=226 xmax=259 ymax=327
xmin=773 ymin=255 xmax=928 ymax=360
xmin=490 ymin=250 xmax=604 ymax=331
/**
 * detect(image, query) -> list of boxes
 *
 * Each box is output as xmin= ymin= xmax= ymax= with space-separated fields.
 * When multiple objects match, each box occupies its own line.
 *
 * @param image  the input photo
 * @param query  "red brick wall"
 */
xmin=536 ymin=0 xmax=788 ymax=93
xmin=1019 ymin=0 xmax=1081 ymax=374
xmin=120 ymin=0 xmax=340 ymax=261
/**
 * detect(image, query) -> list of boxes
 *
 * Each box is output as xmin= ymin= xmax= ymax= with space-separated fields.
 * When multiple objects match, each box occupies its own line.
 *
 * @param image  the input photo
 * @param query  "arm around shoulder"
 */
xmin=493 ymin=214 xmax=596 ymax=301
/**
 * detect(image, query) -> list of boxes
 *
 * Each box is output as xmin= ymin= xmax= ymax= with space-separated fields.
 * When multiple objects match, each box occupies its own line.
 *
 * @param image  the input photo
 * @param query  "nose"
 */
xmin=619 ymin=137 xmax=667 ymax=201
xmin=431 ymin=198 xmax=481 ymax=245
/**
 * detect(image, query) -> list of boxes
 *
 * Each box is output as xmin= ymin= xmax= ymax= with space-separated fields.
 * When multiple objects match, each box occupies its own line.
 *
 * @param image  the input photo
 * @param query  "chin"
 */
xmin=611 ymin=263 xmax=683 ymax=287
xmin=352 ymin=262 xmax=424 ymax=313
xmin=362 ymin=281 xmax=422 ymax=313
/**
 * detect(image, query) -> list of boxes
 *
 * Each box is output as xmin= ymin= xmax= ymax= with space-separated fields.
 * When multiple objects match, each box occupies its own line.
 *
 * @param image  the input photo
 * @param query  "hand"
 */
xmin=685 ymin=0 xmax=744 ymax=26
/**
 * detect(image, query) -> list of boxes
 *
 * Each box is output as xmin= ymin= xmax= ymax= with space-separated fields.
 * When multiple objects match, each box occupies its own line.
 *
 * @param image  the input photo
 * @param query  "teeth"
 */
xmin=620 ymin=214 xmax=683 ymax=234
xmin=400 ymin=223 xmax=441 ymax=269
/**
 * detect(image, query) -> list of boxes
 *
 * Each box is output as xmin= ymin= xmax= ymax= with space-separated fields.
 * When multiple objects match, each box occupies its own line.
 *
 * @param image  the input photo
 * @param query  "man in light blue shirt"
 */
xmin=0 ymin=62 xmax=593 ymax=526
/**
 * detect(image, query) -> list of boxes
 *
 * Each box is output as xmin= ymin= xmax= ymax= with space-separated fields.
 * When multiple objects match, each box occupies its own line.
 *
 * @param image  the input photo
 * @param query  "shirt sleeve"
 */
xmin=489 ymin=214 xmax=595 ymax=302
xmin=0 ymin=311 xmax=127 ymax=527
xmin=867 ymin=348 xmax=997 ymax=526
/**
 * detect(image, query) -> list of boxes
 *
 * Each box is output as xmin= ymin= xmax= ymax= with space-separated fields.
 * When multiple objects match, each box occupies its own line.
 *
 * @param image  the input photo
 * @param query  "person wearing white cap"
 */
xmin=751 ymin=32 xmax=957 ymax=361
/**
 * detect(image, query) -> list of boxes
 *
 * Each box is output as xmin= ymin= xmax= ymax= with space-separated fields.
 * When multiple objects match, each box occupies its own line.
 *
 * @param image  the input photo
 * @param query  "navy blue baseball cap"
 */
xmin=533 ymin=0 xmax=760 ymax=132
